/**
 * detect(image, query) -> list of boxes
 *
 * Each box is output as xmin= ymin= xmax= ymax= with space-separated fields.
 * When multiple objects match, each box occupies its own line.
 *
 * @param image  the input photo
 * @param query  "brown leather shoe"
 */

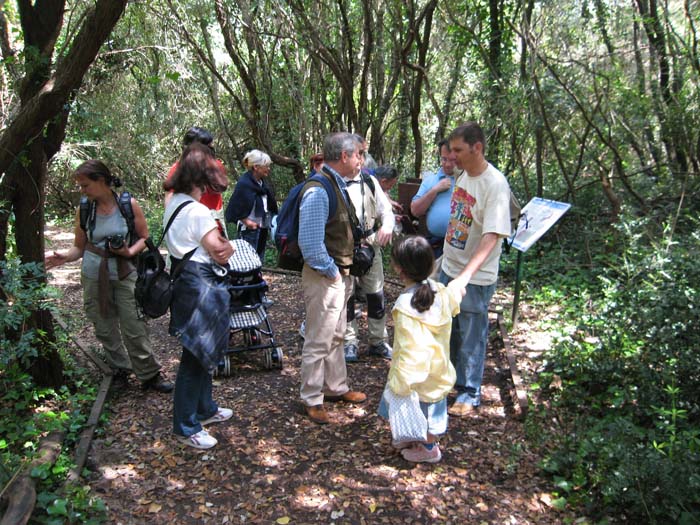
xmin=306 ymin=404 xmax=329 ymax=424
xmin=448 ymin=402 xmax=477 ymax=417
xmin=325 ymin=391 xmax=367 ymax=404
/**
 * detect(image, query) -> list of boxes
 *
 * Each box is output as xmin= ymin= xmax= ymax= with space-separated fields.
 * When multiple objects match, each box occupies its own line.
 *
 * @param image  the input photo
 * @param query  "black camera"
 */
xmin=350 ymin=243 xmax=375 ymax=277
xmin=105 ymin=234 xmax=125 ymax=251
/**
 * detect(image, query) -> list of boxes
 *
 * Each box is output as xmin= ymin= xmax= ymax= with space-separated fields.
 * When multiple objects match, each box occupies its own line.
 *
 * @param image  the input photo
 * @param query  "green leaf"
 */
xmin=551 ymin=497 xmax=567 ymax=510
xmin=47 ymin=499 xmax=69 ymax=516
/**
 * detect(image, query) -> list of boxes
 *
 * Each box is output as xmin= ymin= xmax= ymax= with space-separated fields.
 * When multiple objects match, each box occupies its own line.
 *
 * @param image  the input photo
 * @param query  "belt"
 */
xmin=85 ymin=243 xmax=134 ymax=318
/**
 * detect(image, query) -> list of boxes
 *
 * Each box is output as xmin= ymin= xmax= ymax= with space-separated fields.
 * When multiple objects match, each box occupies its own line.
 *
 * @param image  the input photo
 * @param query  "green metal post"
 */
xmin=512 ymin=250 xmax=524 ymax=328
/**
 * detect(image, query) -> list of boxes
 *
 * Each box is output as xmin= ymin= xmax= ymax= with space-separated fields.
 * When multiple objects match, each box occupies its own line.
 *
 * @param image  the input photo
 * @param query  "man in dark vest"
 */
xmin=298 ymin=132 xmax=367 ymax=424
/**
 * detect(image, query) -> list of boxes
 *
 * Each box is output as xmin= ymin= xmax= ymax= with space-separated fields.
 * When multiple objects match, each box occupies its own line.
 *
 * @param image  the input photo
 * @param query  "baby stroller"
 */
xmin=216 ymin=239 xmax=283 ymax=376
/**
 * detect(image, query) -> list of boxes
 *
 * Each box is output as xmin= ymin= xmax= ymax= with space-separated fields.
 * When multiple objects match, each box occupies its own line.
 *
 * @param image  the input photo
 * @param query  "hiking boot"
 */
xmin=141 ymin=373 xmax=174 ymax=394
xmin=176 ymin=429 xmax=217 ymax=450
xmin=305 ymin=404 xmax=329 ymax=424
xmin=200 ymin=408 xmax=233 ymax=426
xmin=401 ymin=443 xmax=442 ymax=463
xmin=368 ymin=341 xmax=393 ymax=360
xmin=448 ymin=402 xmax=477 ymax=417
xmin=344 ymin=343 xmax=359 ymax=362
xmin=111 ymin=369 xmax=130 ymax=388
xmin=325 ymin=391 xmax=366 ymax=403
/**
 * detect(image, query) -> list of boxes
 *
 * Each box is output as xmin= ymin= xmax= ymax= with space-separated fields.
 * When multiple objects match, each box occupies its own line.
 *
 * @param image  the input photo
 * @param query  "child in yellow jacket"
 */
xmin=379 ymin=235 xmax=464 ymax=463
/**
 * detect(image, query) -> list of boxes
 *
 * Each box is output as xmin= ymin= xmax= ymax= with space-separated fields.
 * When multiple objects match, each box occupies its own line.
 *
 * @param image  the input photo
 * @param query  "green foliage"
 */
xmin=0 ymin=260 xmax=59 ymax=368
xmin=0 ymin=260 xmax=106 ymax=524
xmin=530 ymin=211 xmax=700 ymax=522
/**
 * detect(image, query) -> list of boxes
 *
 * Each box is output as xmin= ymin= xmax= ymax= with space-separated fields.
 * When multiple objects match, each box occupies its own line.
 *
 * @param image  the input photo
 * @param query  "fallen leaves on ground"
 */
xmin=45 ymin=229 xmax=574 ymax=524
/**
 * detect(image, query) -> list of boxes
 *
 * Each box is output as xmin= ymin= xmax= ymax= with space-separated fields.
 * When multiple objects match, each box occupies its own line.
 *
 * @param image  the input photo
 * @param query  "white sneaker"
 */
xmin=200 ymin=408 xmax=233 ymax=426
xmin=176 ymin=429 xmax=217 ymax=449
xmin=391 ymin=439 xmax=415 ymax=450
xmin=401 ymin=443 xmax=442 ymax=463
xmin=299 ymin=320 xmax=306 ymax=339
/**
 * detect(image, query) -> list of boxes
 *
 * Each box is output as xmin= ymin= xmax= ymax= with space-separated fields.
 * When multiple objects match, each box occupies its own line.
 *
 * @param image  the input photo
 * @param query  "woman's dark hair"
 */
xmin=374 ymin=165 xmax=398 ymax=181
xmin=163 ymin=143 xmax=225 ymax=195
xmin=183 ymin=126 xmax=214 ymax=147
xmin=391 ymin=235 xmax=436 ymax=312
xmin=74 ymin=159 xmax=122 ymax=188
xmin=309 ymin=153 xmax=323 ymax=171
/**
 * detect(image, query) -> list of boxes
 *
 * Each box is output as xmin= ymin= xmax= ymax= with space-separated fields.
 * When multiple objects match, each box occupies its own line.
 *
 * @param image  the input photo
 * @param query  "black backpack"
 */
xmin=134 ymin=201 xmax=195 ymax=319
xmin=80 ymin=191 xmax=136 ymax=245
xmin=274 ymin=173 xmax=338 ymax=271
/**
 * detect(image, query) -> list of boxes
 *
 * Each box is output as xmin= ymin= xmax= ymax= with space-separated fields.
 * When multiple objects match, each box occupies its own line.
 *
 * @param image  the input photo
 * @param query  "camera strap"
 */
xmin=322 ymin=166 xmax=365 ymax=246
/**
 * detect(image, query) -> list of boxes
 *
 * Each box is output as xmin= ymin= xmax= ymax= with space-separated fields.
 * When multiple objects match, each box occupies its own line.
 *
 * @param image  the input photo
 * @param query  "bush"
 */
xmin=0 ymin=259 xmax=106 ymax=524
xmin=532 ymin=212 xmax=700 ymax=522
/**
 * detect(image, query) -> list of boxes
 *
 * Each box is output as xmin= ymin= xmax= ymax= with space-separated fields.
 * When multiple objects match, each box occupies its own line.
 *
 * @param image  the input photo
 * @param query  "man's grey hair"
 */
xmin=323 ymin=132 xmax=357 ymax=162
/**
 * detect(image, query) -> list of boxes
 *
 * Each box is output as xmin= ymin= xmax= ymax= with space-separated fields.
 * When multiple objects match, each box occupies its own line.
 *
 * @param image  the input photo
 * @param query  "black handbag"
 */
xmin=134 ymin=201 xmax=195 ymax=318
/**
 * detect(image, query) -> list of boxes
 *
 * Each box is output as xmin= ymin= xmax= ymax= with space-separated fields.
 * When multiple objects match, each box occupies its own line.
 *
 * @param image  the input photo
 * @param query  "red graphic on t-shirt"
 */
xmin=446 ymin=187 xmax=476 ymax=250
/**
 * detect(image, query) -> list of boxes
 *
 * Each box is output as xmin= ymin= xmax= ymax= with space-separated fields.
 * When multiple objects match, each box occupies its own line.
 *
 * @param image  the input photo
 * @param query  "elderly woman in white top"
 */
xmin=162 ymin=143 xmax=235 ymax=450
xmin=224 ymin=149 xmax=278 ymax=261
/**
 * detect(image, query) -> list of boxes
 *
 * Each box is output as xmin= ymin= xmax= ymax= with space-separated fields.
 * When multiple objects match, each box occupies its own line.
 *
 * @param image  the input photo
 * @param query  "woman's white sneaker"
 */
xmin=200 ymin=408 xmax=233 ymax=426
xmin=177 ymin=429 xmax=217 ymax=449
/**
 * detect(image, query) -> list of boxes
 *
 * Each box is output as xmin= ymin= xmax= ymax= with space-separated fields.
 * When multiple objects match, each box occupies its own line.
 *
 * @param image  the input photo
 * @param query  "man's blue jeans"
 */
xmin=439 ymin=270 xmax=496 ymax=406
xmin=173 ymin=347 xmax=218 ymax=437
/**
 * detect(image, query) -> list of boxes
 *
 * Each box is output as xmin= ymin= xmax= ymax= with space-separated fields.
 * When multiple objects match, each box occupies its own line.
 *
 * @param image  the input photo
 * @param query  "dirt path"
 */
xmin=45 ymin=225 xmax=569 ymax=524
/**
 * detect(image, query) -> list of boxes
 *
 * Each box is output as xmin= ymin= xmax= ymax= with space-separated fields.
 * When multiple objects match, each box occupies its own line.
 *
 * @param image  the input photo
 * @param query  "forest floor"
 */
xmin=45 ymin=225 xmax=574 ymax=525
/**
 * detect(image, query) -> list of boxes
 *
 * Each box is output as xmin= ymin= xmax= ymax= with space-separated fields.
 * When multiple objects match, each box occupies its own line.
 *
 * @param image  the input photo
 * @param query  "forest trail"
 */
xmin=44 ymin=225 xmax=569 ymax=524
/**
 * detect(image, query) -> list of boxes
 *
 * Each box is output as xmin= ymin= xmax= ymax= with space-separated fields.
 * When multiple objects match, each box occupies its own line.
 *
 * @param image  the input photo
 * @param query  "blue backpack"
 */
xmin=274 ymin=173 xmax=338 ymax=271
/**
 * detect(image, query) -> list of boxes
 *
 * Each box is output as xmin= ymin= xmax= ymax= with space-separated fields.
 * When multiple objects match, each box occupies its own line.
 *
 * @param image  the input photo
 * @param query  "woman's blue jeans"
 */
xmin=439 ymin=270 xmax=496 ymax=407
xmin=173 ymin=347 xmax=218 ymax=437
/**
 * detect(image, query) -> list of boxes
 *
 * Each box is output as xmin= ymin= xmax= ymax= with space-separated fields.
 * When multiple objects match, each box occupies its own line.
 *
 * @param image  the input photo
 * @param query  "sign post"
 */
xmin=509 ymin=197 xmax=571 ymax=327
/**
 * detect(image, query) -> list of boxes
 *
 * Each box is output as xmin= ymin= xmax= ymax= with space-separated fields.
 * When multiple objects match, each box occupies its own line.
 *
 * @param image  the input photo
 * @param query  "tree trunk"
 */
xmin=0 ymin=0 xmax=127 ymax=387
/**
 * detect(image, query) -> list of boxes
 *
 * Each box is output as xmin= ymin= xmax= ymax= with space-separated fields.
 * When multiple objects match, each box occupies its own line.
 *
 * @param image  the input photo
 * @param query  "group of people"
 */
xmin=45 ymin=121 xmax=513 ymax=463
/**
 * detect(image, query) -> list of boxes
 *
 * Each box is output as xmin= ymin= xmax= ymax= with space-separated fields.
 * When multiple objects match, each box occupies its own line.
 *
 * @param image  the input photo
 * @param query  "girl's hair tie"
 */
xmin=421 ymin=279 xmax=428 ymax=285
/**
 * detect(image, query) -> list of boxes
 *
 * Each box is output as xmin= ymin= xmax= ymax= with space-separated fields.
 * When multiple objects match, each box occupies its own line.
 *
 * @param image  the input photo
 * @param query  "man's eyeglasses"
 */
xmin=440 ymin=156 xmax=453 ymax=163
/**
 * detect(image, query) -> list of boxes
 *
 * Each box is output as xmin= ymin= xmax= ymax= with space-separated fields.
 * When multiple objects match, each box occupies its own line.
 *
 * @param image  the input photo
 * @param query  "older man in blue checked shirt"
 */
xmin=297 ymin=132 xmax=368 ymax=425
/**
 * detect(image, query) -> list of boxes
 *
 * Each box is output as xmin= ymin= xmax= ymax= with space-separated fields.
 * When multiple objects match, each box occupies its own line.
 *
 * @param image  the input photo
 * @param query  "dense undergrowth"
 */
xmin=0 ymin=260 xmax=107 ymax=524
xmin=523 ymin=209 xmax=700 ymax=523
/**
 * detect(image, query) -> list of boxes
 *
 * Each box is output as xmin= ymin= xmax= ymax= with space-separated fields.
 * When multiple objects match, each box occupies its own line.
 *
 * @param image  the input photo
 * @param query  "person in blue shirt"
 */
xmin=297 ymin=132 xmax=368 ymax=424
xmin=410 ymin=139 xmax=457 ymax=257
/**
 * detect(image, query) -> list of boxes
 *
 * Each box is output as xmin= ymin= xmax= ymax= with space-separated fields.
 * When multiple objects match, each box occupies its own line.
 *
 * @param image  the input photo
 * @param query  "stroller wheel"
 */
xmin=244 ymin=328 xmax=260 ymax=347
xmin=272 ymin=347 xmax=284 ymax=369
xmin=216 ymin=355 xmax=231 ymax=377
xmin=263 ymin=349 xmax=273 ymax=370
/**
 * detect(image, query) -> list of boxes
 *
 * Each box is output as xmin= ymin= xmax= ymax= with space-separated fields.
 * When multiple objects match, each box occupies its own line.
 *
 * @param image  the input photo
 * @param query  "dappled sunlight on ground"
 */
xmin=43 ymin=223 xmax=576 ymax=524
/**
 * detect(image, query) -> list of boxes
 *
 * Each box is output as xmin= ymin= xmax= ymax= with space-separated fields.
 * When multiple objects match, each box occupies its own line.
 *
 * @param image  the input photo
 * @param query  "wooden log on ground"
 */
xmin=0 ymin=430 xmax=65 ymax=525
xmin=497 ymin=313 xmax=529 ymax=417
xmin=67 ymin=374 xmax=112 ymax=482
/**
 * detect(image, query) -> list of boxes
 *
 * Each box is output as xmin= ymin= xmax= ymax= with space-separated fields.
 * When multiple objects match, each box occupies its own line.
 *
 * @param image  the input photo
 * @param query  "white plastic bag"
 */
xmin=383 ymin=387 xmax=428 ymax=443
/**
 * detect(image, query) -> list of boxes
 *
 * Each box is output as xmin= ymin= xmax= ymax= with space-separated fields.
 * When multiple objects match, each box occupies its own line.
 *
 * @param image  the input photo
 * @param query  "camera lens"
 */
xmin=108 ymin=235 xmax=124 ymax=250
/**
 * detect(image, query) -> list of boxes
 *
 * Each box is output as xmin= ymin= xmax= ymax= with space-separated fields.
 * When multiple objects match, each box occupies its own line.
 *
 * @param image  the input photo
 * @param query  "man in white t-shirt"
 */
xmin=437 ymin=122 xmax=512 ymax=417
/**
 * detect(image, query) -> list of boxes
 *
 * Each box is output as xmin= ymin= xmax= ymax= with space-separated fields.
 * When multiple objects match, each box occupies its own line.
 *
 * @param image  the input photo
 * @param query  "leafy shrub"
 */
xmin=0 ymin=259 xmax=106 ymax=524
xmin=532 ymin=212 xmax=700 ymax=522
